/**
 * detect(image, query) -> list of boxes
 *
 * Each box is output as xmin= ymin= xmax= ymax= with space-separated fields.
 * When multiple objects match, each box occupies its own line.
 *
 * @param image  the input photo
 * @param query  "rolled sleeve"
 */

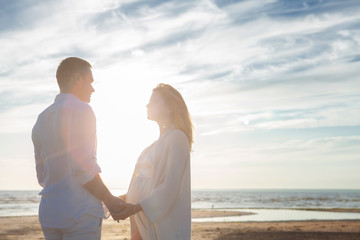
xmin=70 ymin=104 xmax=101 ymax=185
xmin=32 ymin=123 xmax=46 ymax=187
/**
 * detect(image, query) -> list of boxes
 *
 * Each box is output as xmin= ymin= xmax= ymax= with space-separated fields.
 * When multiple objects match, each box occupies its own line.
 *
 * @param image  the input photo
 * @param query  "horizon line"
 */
xmin=1 ymin=188 xmax=360 ymax=191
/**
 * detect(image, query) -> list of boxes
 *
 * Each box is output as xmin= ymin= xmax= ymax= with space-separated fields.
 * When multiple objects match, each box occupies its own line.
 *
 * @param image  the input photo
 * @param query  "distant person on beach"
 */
xmin=117 ymin=84 xmax=193 ymax=240
xmin=31 ymin=57 xmax=127 ymax=240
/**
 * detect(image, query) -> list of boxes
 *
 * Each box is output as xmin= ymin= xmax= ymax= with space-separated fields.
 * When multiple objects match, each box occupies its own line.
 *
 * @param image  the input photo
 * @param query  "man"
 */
xmin=32 ymin=57 xmax=125 ymax=239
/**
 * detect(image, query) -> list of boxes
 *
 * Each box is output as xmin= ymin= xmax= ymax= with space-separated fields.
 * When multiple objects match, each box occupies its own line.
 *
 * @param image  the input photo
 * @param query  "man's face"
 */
xmin=76 ymin=69 xmax=95 ymax=103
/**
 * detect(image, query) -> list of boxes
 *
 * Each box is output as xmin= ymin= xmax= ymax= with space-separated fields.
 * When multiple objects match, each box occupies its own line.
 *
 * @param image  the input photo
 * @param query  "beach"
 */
xmin=1 ymin=209 xmax=360 ymax=240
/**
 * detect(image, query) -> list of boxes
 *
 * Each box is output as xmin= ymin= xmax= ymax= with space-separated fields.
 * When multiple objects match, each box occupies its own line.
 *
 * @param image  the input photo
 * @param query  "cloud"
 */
xmin=0 ymin=103 xmax=46 ymax=133
xmin=0 ymin=0 xmax=48 ymax=32
xmin=1 ymin=0 xmax=360 ymax=188
xmin=193 ymin=133 xmax=360 ymax=167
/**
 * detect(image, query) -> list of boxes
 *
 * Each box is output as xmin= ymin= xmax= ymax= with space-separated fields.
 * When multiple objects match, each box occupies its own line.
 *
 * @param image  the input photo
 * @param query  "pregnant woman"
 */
xmin=120 ymin=83 xmax=193 ymax=240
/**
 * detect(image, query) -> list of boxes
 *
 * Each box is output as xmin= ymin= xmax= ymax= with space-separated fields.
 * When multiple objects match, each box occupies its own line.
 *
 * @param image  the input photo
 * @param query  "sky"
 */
xmin=0 ymin=0 xmax=360 ymax=190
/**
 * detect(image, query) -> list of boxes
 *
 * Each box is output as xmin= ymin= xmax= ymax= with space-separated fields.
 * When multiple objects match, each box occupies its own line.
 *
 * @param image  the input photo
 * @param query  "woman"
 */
xmin=120 ymin=83 xmax=193 ymax=240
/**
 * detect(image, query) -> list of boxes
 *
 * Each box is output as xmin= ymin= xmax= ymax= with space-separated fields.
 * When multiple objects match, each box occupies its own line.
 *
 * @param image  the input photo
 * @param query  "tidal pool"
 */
xmin=192 ymin=209 xmax=360 ymax=222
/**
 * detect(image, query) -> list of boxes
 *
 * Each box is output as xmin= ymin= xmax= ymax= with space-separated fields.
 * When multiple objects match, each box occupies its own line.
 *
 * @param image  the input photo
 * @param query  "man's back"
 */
xmin=32 ymin=93 xmax=104 ymax=228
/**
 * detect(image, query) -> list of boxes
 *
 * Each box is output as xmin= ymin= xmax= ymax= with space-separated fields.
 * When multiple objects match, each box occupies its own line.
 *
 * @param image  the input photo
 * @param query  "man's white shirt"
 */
xmin=32 ymin=93 xmax=106 ymax=228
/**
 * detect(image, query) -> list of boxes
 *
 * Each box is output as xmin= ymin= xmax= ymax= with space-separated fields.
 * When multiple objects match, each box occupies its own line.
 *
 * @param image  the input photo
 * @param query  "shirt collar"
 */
xmin=54 ymin=93 xmax=81 ymax=104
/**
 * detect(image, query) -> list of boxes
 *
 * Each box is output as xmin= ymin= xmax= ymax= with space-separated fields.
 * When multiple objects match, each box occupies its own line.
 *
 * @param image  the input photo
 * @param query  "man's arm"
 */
xmin=84 ymin=174 xmax=126 ymax=220
xmin=71 ymin=106 xmax=126 ymax=220
xmin=32 ymin=123 xmax=45 ymax=187
xmin=119 ymin=194 xmax=126 ymax=201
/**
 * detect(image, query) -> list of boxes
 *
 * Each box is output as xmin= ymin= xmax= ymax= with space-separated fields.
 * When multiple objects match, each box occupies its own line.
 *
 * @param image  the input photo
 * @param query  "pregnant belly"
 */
xmin=127 ymin=175 xmax=152 ymax=204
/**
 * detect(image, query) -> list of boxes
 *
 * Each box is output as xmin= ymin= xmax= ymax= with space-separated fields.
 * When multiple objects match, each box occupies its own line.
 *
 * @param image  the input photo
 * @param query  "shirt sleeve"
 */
xmin=32 ymin=122 xmax=45 ymax=187
xmin=69 ymin=104 xmax=101 ymax=185
xmin=139 ymin=130 xmax=190 ymax=223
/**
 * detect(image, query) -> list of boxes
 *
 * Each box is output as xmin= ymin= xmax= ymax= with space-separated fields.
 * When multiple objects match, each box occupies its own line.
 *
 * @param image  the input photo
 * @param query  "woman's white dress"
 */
xmin=126 ymin=128 xmax=191 ymax=240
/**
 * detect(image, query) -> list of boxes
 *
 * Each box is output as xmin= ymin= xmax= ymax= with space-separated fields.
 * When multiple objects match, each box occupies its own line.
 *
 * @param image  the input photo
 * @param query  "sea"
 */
xmin=1 ymin=189 xmax=360 ymax=221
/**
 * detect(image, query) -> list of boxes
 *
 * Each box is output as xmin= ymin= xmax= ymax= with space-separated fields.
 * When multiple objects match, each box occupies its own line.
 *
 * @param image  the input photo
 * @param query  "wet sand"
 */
xmin=0 ymin=209 xmax=359 ymax=240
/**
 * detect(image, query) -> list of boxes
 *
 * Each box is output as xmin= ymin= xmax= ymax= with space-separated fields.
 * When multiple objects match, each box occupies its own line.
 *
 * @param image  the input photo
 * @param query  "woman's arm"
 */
xmin=139 ymin=131 xmax=190 ymax=223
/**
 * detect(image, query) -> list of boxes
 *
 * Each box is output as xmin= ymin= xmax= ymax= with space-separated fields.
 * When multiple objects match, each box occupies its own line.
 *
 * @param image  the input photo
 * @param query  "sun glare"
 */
xmin=90 ymin=63 xmax=160 ymax=189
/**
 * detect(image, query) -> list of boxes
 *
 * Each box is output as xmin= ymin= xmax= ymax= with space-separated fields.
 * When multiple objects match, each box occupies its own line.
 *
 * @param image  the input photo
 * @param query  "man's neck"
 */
xmin=60 ymin=89 xmax=80 ymax=99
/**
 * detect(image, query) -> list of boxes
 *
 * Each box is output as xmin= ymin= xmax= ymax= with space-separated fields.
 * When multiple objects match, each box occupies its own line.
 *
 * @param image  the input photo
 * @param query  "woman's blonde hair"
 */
xmin=153 ymin=83 xmax=194 ymax=150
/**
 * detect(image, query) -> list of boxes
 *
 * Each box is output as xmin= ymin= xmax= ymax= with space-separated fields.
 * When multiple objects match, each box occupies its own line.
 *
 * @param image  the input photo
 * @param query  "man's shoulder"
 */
xmin=37 ymin=99 xmax=94 ymax=120
xmin=37 ymin=103 xmax=55 ymax=118
xmin=70 ymin=102 xmax=96 ymax=125
xmin=73 ymin=100 xmax=93 ymax=112
xmin=73 ymin=101 xmax=95 ymax=117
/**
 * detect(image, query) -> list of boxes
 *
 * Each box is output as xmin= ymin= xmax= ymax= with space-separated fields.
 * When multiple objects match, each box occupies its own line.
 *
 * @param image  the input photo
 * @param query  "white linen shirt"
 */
xmin=32 ymin=93 xmax=105 ymax=228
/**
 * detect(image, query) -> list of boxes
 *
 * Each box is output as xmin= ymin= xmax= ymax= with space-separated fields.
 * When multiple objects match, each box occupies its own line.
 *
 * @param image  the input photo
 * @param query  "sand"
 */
xmin=1 ymin=209 xmax=360 ymax=240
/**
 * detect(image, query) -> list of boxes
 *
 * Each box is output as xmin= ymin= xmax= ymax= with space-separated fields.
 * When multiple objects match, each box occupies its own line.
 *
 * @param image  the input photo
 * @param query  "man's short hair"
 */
xmin=56 ymin=57 xmax=92 ymax=90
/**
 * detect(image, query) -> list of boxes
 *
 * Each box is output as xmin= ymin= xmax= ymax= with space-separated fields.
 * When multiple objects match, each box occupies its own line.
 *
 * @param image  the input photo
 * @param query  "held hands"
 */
xmin=111 ymin=203 xmax=139 ymax=221
xmin=103 ymin=194 xmax=127 ymax=221
xmin=83 ymin=175 xmax=136 ymax=221
xmin=103 ymin=193 xmax=142 ymax=221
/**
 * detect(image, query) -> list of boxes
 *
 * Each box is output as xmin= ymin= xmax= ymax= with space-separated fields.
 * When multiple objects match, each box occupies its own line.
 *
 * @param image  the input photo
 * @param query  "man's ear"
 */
xmin=65 ymin=73 xmax=81 ymax=92
xmin=72 ymin=73 xmax=83 ymax=86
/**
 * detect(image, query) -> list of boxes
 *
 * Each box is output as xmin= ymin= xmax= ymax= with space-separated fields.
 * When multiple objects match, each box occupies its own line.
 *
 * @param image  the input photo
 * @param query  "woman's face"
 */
xmin=146 ymin=92 xmax=171 ymax=122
